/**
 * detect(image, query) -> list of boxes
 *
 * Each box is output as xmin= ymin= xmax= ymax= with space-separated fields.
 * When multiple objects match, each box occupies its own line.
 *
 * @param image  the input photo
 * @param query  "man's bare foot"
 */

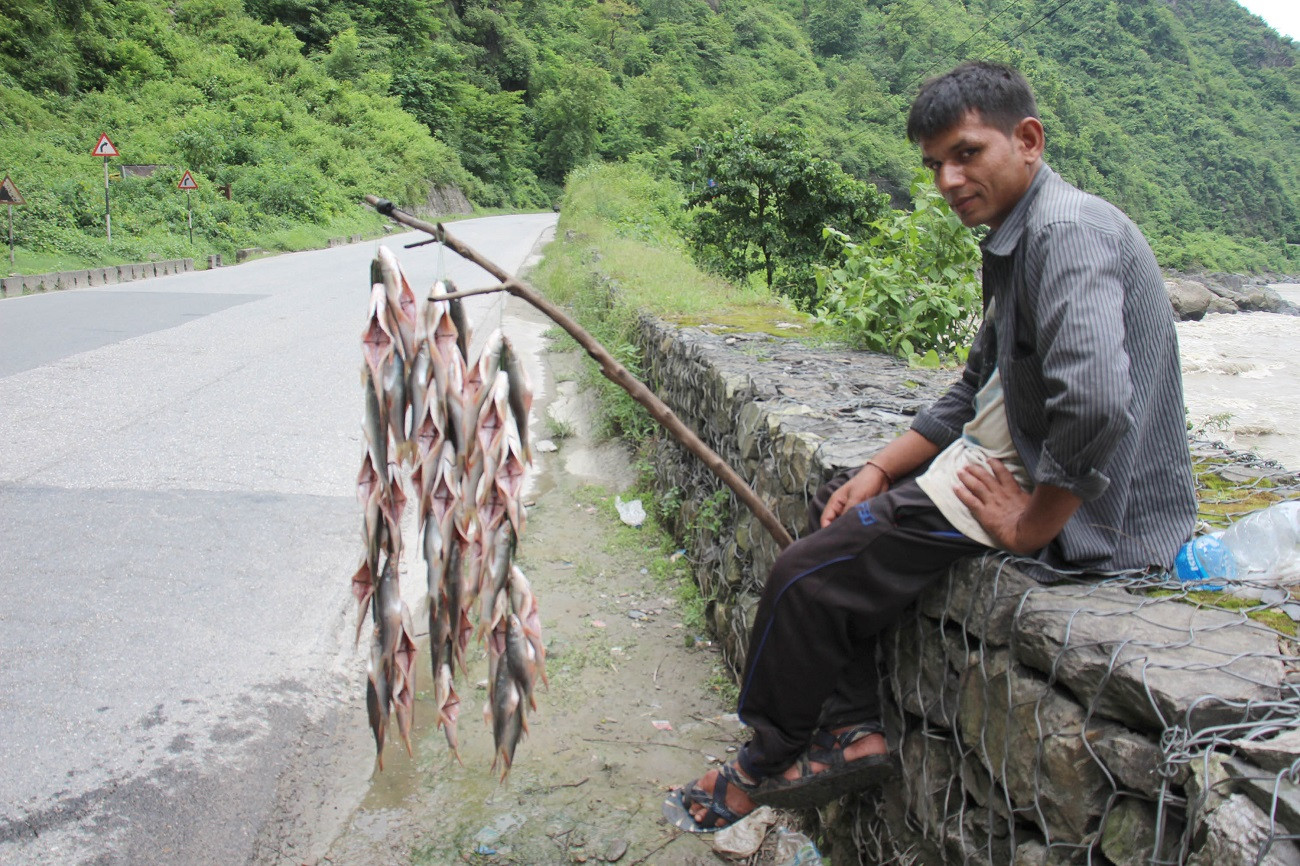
xmin=778 ymin=726 xmax=887 ymax=782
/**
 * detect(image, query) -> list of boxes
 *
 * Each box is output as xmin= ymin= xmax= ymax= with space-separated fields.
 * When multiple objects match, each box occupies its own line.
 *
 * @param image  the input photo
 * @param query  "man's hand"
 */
xmin=820 ymin=431 xmax=943 ymax=528
xmin=820 ymin=464 xmax=891 ymax=528
xmin=954 ymin=458 xmax=1081 ymax=554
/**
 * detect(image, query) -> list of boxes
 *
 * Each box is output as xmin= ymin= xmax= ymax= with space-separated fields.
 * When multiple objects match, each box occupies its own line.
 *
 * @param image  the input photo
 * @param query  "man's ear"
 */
xmin=1013 ymin=117 xmax=1045 ymax=164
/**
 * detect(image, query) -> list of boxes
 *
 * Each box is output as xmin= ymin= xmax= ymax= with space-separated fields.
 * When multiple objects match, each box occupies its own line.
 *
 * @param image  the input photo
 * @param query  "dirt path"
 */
xmin=321 ymin=340 xmax=747 ymax=865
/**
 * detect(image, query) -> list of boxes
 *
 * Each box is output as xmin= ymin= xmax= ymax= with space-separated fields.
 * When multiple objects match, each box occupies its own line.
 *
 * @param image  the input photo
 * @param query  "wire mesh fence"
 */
xmin=637 ymin=316 xmax=1300 ymax=865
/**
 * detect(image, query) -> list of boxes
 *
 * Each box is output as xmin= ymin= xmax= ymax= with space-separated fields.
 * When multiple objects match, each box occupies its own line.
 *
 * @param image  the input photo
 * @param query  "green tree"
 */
xmin=533 ymin=61 xmax=613 ymax=182
xmin=687 ymin=122 xmax=887 ymax=306
xmin=815 ymin=172 xmax=983 ymax=361
xmin=807 ymin=0 xmax=862 ymax=56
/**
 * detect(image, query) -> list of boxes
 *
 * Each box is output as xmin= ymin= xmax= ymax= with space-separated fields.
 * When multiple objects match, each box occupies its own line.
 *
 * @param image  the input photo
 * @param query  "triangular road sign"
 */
xmin=92 ymin=133 xmax=119 ymax=157
xmin=177 ymin=170 xmax=198 ymax=191
xmin=0 ymin=176 xmax=24 ymax=205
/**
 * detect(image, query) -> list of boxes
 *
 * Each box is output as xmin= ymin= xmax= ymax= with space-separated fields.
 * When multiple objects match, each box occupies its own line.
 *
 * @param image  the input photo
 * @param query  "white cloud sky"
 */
xmin=1236 ymin=0 xmax=1299 ymax=40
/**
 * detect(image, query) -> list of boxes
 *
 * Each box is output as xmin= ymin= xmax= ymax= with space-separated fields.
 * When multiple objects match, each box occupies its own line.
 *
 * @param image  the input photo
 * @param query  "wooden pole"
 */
xmin=364 ymin=195 xmax=794 ymax=550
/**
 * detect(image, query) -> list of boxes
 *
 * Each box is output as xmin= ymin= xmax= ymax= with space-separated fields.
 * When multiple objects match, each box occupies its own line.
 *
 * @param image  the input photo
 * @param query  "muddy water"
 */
xmin=322 ymin=324 xmax=744 ymax=865
xmin=1178 ymin=284 xmax=1300 ymax=470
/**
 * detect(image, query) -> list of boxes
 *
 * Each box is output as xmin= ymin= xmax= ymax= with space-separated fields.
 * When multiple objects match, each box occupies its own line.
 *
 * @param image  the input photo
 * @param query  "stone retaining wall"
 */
xmin=637 ymin=317 xmax=1300 ymax=865
xmin=0 ymin=258 xmax=194 ymax=298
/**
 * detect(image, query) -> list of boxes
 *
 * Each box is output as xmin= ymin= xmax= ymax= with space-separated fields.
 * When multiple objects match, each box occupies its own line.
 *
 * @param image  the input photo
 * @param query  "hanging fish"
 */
xmin=365 ymin=629 xmax=390 ymax=768
xmin=434 ymin=661 xmax=462 ymax=761
xmin=435 ymin=348 xmax=469 ymax=457
xmin=488 ymin=653 xmax=527 ymax=780
xmin=468 ymin=329 xmax=504 ymax=414
xmin=475 ymin=371 xmax=512 ymax=468
xmin=480 ymin=425 xmax=527 ymax=536
xmin=381 ymin=351 xmax=410 ymax=462
xmin=353 ymin=244 xmax=545 ymax=775
xmin=499 ymin=337 xmax=533 ymax=461
xmin=509 ymin=564 xmax=547 ymax=689
xmin=361 ymin=372 xmax=389 ymax=478
xmin=391 ymin=605 xmax=418 ymax=758
xmin=352 ymin=459 xmax=385 ymax=638
xmin=426 ymin=280 xmax=465 ymax=367
xmin=361 ymin=282 xmax=396 ymax=387
xmin=506 ymin=613 xmax=539 ymax=710
xmin=374 ymin=246 xmax=417 ymax=362
xmin=406 ymin=341 xmax=433 ymax=453
xmin=440 ymin=278 xmax=471 ymax=362
xmin=377 ymin=465 xmax=407 ymax=563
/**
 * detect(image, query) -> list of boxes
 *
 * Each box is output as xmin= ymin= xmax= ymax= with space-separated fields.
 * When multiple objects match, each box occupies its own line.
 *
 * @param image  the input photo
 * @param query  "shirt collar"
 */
xmin=980 ymin=163 xmax=1053 ymax=257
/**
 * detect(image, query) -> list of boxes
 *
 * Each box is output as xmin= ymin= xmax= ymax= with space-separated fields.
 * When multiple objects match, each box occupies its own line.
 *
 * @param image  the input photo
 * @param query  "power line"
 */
xmin=903 ymin=0 xmax=1079 ymax=93
xmin=997 ymin=0 xmax=1076 ymax=51
xmin=904 ymin=1 xmax=1020 ymax=91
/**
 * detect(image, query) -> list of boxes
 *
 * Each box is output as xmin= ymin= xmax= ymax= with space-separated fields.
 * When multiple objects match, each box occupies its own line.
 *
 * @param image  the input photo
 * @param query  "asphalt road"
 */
xmin=0 ymin=213 xmax=558 ymax=866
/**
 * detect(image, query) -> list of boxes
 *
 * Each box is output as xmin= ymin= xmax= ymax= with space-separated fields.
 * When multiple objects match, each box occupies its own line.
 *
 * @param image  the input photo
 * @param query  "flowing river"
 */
xmin=1177 ymin=283 xmax=1300 ymax=471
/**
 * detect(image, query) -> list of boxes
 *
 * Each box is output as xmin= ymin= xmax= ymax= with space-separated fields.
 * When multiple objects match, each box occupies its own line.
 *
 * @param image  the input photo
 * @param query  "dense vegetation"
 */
xmin=0 ymin=0 xmax=1296 ymax=274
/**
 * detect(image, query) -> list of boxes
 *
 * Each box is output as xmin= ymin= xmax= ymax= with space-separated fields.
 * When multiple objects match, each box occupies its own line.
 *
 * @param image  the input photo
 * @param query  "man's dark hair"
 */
xmin=906 ymin=61 xmax=1039 ymax=142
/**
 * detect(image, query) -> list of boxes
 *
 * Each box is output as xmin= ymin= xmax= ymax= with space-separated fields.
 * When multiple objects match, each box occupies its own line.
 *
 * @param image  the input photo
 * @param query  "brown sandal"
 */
xmin=662 ymin=761 xmax=761 ymax=833
xmin=750 ymin=723 xmax=896 ymax=808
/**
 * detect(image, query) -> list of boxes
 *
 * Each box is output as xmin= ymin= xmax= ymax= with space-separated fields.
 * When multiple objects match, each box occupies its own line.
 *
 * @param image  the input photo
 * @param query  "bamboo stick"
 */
xmin=364 ymin=196 xmax=794 ymax=550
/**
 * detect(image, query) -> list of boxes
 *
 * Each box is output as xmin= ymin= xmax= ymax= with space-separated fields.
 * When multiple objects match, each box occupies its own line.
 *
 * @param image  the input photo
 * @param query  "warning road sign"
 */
xmin=92 ymin=133 xmax=119 ymax=157
xmin=177 ymin=170 xmax=198 ymax=191
xmin=0 ymin=176 xmax=24 ymax=205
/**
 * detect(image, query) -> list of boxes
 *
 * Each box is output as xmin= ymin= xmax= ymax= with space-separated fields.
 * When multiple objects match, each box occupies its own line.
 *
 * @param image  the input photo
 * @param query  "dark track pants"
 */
xmin=735 ymin=471 xmax=987 ymax=779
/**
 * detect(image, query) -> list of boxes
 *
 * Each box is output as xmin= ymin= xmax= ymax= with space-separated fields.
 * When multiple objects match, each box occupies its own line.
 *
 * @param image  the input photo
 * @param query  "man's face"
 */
xmin=919 ymin=110 xmax=1044 ymax=230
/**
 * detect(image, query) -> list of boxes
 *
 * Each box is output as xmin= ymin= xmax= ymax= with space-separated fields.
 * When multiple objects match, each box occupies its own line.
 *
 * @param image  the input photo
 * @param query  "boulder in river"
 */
xmin=1164 ymin=275 xmax=1299 ymax=320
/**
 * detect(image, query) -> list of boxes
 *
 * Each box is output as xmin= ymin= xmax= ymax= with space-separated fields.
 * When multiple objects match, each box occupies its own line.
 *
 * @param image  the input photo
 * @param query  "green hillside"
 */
xmin=1 ymin=0 xmax=1296 ymax=273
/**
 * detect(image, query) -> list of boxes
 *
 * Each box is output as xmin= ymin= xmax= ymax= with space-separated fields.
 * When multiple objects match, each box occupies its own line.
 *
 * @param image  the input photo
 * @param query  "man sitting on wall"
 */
xmin=663 ymin=60 xmax=1196 ymax=832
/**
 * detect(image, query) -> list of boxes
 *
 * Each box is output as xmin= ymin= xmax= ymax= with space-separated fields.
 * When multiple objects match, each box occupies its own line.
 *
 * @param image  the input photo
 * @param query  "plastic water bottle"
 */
xmin=1174 ymin=532 xmax=1236 ymax=589
xmin=1176 ymin=501 xmax=1300 ymax=596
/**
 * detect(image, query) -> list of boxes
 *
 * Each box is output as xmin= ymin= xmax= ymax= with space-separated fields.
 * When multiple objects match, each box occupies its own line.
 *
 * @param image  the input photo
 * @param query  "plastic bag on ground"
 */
xmin=712 ymin=806 xmax=777 ymax=857
xmin=614 ymin=496 xmax=645 ymax=527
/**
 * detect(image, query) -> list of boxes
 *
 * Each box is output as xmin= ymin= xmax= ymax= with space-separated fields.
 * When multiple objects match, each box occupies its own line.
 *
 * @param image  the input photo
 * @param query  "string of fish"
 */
xmin=351 ymin=244 xmax=544 ymax=777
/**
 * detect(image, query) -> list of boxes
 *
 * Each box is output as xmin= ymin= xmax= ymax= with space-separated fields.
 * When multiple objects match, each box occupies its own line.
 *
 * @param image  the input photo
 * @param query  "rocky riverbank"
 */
xmin=1166 ymin=272 xmax=1300 ymax=320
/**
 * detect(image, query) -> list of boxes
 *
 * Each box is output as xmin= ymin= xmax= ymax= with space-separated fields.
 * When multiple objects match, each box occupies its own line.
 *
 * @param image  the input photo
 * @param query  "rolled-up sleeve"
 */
xmin=1018 ymin=218 xmax=1133 ymax=501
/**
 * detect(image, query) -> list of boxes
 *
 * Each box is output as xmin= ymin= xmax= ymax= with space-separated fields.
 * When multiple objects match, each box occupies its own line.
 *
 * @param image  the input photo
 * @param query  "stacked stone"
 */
xmin=869 ymin=560 xmax=1300 ymax=866
xmin=636 ymin=316 xmax=1300 ymax=866
xmin=638 ymin=316 xmax=948 ymax=671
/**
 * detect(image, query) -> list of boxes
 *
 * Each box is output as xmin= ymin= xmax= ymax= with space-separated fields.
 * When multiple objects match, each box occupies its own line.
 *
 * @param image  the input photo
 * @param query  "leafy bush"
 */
xmin=815 ymin=173 xmax=982 ymax=362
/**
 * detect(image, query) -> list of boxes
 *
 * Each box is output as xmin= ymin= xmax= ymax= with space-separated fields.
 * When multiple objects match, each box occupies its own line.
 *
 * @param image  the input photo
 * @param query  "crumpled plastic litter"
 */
xmin=615 ymin=496 xmax=646 ymax=527
xmin=774 ymin=828 xmax=824 ymax=865
xmin=711 ymin=806 xmax=777 ymax=857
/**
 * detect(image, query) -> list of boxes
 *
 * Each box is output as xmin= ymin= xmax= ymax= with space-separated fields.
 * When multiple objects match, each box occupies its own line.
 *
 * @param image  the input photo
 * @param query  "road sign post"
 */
xmin=0 ymin=176 xmax=24 ymax=265
xmin=178 ymin=170 xmax=198 ymax=245
xmin=92 ymin=134 xmax=119 ymax=244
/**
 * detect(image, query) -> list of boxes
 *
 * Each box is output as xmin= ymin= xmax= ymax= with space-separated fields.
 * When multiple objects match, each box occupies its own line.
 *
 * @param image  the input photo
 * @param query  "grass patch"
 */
xmin=531 ymin=162 xmax=801 ymax=443
xmin=1147 ymin=588 xmax=1298 ymax=636
xmin=543 ymin=412 xmax=576 ymax=440
xmin=573 ymin=476 xmax=715 ymax=643
xmin=707 ymin=668 xmax=741 ymax=706
xmin=1192 ymin=453 xmax=1289 ymax=529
